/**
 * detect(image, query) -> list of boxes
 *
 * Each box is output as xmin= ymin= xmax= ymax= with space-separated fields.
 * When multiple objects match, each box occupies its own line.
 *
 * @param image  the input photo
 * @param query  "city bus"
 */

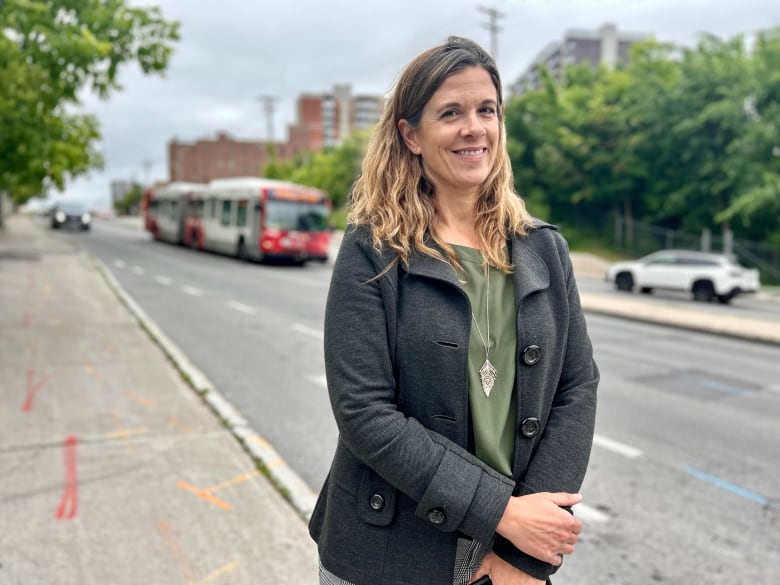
xmin=142 ymin=182 xmax=206 ymax=244
xmin=143 ymin=177 xmax=332 ymax=264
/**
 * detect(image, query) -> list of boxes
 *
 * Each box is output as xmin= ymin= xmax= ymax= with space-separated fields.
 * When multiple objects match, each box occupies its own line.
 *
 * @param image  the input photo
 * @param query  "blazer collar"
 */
xmin=402 ymin=230 xmax=551 ymax=302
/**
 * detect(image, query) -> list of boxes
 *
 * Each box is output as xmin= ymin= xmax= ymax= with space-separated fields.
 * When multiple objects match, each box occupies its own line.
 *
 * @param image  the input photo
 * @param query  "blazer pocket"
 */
xmin=357 ymin=467 xmax=396 ymax=526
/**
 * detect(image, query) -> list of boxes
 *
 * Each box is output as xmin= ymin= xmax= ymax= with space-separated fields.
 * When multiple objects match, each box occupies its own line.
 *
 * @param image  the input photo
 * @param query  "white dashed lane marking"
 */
xmin=292 ymin=323 xmax=324 ymax=340
xmin=228 ymin=301 xmax=256 ymax=315
xmin=181 ymin=285 xmax=203 ymax=297
xmin=593 ymin=434 xmax=643 ymax=458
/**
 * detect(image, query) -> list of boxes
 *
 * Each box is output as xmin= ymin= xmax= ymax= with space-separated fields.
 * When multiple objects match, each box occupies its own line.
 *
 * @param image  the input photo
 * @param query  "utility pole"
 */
xmin=257 ymin=95 xmax=278 ymax=142
xmin=478 ymin=5 xmax=506 ymax=61
xmin=142 ymin=159 xmax=152 ymax=187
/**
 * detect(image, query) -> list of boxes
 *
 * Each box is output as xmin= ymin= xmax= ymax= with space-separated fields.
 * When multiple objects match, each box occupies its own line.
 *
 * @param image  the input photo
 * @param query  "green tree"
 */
xmin=0 ymin=0 xmax=179 ymax=205
xmin=262 ymin=130 xmax=370 ymax=210
xmin=113 ymin=183 xmax=142 ymax=215
xmin=715 ymin=28 xmax=780 ymax=241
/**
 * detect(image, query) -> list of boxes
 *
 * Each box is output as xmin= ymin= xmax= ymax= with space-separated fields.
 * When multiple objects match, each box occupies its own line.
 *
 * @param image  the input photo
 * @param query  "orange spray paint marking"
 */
xmin=158 ymin=522 xmax=196 ymax=584
xmin=199 ymin=559 xmax=240 ymax=585
xmin=54 ymin=436 xmax=78 ymax=520
xmin=158 ymin=521 xmax=240 ymax=585
xmin=22 ymin=369 xmax=49 ymax=412
xmin=167 ymin=417 xmax=192 ymax=433
xmin=176 ymin=481 xmax=232 ymax=511
xmin=176 ymin=471 xmax=259 ymax=512
xmin=126 ymin=391 xmax=156 ymax=408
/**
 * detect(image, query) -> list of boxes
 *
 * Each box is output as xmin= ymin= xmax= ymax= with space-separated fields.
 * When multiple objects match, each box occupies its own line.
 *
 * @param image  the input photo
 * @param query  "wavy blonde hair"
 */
xmin=349 ymin=36 xmax=533 ymax=273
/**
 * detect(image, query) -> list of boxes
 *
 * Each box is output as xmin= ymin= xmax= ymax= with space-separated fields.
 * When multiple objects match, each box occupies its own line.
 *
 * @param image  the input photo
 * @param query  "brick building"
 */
xmin=168 ymin=85 xmax=385 ymax=184
xmin=168 ymin=133 xmax=294 ymax=183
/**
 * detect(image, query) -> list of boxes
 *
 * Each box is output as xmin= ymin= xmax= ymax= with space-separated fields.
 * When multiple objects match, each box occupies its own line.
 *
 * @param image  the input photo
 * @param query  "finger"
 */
xmin=571 ymin=517 xmax=583 ymax=535
xmin=549 ymin=492 xmax=583 ymax=507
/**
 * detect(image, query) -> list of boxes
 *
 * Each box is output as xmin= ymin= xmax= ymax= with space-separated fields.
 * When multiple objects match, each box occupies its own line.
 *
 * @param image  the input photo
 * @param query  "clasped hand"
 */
xmin=496 ymin=492 xmax=583 ymax=565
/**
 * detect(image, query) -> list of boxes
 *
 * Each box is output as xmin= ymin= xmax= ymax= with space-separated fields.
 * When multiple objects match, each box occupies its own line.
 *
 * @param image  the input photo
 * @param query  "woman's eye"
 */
xmin=481 ymin=106 xmax=496 ymax=115
xmin=442 ymin=110 xmax=458 ymax=118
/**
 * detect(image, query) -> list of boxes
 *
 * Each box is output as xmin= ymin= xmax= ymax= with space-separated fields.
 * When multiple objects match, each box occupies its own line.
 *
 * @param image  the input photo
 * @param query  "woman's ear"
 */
xmin=397 ymin=119 xmax=421 ymax=155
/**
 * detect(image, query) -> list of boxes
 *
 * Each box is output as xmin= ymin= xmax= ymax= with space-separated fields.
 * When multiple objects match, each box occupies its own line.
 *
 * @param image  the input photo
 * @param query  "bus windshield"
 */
xmin=265 ymin=200 xmax=329 ymax=231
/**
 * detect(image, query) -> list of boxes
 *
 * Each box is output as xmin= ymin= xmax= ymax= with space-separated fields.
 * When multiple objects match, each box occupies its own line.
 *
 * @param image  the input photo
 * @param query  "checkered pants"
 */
xmin=319 ymin=537 xmax=485 ymax=585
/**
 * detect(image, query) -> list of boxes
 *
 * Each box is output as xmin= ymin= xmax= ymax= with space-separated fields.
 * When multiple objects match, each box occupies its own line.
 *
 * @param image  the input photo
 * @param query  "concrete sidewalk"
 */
xmin=0 ymin=215 xmax=319 ymax=585
xmin=1 ymin=214 xmax=778 ymax=584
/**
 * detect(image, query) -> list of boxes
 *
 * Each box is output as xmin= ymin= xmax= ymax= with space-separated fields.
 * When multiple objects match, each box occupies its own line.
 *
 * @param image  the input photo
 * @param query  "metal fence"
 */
xmin=614 ymin=215 xmax=780 ymax=283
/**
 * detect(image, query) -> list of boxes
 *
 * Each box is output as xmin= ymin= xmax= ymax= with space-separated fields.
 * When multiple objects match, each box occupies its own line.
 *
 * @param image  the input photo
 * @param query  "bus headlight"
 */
xmin=81 ymin=213 xmax=92 ymax=224
xmin=55 ymin=211 xmax=66 ymax=223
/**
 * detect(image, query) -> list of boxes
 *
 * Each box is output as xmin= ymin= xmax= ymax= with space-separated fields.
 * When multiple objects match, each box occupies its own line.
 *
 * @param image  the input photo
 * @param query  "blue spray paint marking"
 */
xmin=686 ymin=466 xmax=768 ymax=505
xmin=700 ymin=379 xmax=747 ymax=395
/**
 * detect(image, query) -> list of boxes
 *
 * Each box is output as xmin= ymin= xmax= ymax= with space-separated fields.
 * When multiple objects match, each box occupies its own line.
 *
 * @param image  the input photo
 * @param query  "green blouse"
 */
xmin=452 ymin=244 xmax=517 ymax=477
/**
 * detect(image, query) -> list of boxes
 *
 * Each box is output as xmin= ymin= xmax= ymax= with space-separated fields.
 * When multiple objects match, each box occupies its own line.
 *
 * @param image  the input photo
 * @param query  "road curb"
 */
xmin=92 ymin=254 xmax=318 ymax=522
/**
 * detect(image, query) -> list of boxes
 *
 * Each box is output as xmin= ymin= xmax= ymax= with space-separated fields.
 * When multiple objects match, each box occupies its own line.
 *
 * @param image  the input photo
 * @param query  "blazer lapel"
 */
xmin=510 ymin=234 xmax=550 ymax=305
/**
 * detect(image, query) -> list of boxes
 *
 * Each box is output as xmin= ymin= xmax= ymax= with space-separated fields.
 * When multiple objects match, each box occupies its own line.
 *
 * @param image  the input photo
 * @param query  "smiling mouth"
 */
xmin=453 ymin=147 xmax=487 ymax=156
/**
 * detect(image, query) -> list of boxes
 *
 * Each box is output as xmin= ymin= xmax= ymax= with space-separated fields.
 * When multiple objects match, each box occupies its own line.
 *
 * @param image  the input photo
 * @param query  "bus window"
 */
xmin=208 ymin=198 xmax=216 ymax=219
xmin=170 ymin=201 xmax=178 ymax=221
xmin=221 ymin=200 xmax=232 ymax=226
xmin=265 ymin=200 xmax=329 ymax=231
xmin=237 ymin=199 xmax=248 ymax=227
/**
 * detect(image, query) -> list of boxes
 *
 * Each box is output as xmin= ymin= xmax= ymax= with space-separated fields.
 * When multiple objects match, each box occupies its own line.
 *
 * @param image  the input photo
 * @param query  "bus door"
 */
xmin=250 ymin=200 xmax=262 ymax=258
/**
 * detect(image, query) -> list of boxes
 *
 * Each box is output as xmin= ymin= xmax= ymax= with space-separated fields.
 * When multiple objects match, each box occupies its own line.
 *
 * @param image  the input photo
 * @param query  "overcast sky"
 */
xmin=59 ymin=0 xmax=779 ymax=208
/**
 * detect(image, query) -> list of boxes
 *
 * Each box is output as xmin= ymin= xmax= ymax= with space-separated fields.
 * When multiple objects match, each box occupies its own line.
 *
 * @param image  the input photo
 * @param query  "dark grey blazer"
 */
xmin=309 ymin=222 xmax=599 ymax=585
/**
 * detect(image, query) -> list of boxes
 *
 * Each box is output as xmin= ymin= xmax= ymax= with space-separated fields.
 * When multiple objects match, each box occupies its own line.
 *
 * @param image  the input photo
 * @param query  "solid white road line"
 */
xmin=155 ymin=275 xmax=173 ymax=286
xmin=131 ymin=265 xmax=145 ymax=275
xmin=593 ymin=434 xmax=643 ymax=459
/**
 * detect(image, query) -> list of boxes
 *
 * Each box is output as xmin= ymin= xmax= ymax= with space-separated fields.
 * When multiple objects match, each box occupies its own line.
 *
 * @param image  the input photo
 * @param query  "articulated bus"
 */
xmin=142 ymin=177 xmax=331 ymax=264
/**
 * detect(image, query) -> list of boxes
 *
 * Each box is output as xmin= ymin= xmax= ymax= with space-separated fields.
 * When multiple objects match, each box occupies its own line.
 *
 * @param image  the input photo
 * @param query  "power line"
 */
xmin=478 ymin=5 xmax=506 ymax=60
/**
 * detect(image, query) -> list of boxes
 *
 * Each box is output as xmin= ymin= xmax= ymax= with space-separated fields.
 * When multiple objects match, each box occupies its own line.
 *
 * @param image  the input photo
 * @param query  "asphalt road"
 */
xmin=54 ymin=218 xmax=779 ymax=585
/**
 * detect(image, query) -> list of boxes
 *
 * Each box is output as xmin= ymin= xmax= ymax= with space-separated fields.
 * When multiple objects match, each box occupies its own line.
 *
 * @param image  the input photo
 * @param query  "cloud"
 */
xmin=60 ymin=0 xmax=779 ymax=207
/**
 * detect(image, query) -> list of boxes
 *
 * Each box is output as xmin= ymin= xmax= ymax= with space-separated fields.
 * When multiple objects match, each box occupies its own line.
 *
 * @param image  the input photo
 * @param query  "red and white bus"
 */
xmin=142 ymin=177 xmax=332 ymax=263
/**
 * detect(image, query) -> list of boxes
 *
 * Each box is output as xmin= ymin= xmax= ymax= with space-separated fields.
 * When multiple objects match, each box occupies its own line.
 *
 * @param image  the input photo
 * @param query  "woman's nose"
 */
xmin=460 ymin=111 xmax=485 ymax=137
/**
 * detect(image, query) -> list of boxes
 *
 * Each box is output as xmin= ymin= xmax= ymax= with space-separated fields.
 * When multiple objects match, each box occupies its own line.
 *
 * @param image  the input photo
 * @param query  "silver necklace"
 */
xmin=471 ymin=267 xmax=497 ymax=397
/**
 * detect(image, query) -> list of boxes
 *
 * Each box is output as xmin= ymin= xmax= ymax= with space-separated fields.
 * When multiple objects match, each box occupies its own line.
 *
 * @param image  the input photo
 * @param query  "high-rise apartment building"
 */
xmin=510 ymin=23 xmax=647 ymax=96
xmin=287 ymin=84 xmax=385 ymax=152
xmin=167 ymin=85 xmax=385 ymax=184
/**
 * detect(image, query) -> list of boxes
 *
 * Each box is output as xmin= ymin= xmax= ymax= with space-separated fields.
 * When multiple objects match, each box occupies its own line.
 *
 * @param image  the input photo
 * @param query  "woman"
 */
xmin=309 ymin=36 xmax=599 ymax=585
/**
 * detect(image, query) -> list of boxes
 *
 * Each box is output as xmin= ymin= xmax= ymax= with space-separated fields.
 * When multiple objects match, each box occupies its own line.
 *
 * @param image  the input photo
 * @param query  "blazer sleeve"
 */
xmin=494 ymin=229 xmax=600 ymax=580
xmin=324 ymin=226 xmax=515 ymax=546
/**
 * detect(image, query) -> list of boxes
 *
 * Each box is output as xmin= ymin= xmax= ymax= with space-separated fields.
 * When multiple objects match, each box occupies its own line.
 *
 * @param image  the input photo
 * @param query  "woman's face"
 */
xmin=399 ymin=66 xmax=499 ymax=201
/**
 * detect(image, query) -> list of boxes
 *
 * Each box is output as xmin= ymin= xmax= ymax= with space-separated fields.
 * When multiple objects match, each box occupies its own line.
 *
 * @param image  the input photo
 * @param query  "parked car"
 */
xmin=605 ymin=249 xmax=760 ymax=304
xmin=50 ymin=201 xmax=92 ymax=231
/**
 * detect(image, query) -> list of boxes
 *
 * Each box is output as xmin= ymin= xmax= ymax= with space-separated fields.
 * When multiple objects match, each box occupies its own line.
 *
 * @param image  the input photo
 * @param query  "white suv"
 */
xmin=606 ymin=250 xmax=760 ymax=304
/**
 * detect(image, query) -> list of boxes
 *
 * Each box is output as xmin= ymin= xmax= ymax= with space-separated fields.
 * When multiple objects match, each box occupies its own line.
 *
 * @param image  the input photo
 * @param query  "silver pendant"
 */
xmin=479 ymin=359 xmax=497 ymax=397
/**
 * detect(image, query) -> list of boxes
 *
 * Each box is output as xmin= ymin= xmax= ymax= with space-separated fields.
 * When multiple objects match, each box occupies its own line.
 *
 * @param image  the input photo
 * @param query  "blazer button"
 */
xmin=522 ymin=345 xmax=542 ymax=366
xmin=369 ymin=493 xmax=385 ymax=512
xmin=427 ymin=508 xmax=446 ymax=525
xmin=521 ymin=417 xmax=540 ymax=437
